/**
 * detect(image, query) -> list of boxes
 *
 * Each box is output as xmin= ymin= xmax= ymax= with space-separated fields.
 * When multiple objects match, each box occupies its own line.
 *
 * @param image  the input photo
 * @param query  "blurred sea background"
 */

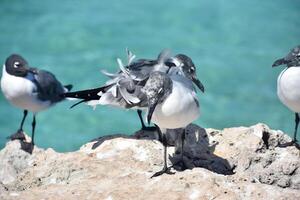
xmin=0 ymin=0 xmax=299 ymax=152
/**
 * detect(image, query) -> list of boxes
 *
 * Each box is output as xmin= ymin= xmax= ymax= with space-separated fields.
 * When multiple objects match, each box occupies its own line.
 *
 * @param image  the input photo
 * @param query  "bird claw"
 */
xmin=151 ymin=166 xmax=174 ymax=178
xmin=8 ymin=130 xmax=26 ymax=141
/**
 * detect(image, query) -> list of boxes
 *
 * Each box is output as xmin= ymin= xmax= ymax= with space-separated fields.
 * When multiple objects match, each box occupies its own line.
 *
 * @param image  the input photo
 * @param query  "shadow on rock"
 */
xmin=91 ymin=134 xmax=133 ymax=150
xmin=91 ymin=124 xmax=234 ymax=176
xmin=167 ymin=124 xmax=234 ymax=175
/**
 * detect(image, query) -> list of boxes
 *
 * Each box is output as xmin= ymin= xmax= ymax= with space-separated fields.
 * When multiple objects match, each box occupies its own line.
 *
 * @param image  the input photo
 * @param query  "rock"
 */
xmin=0 ymin=140 xmax=33 ymax=185
xmin=0 ymin=123 xmax=299 ymax=200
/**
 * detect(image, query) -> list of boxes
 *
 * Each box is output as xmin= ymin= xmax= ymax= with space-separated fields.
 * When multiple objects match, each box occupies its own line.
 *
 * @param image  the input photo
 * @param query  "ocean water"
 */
xmin=0 ymin=0 xmax=299 ymax=152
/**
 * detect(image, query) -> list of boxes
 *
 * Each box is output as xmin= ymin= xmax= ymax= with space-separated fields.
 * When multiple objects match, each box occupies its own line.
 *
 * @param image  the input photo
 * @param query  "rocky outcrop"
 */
xmin=0 ymin=123 xmax=299 ymax=200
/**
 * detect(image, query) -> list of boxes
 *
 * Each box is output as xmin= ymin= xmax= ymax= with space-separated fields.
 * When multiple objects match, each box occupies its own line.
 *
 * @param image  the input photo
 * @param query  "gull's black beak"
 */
xmin=272 ymin=58 xmax=287 ymax=67
xmin=192 ymin=77 xmax=205 ymax=93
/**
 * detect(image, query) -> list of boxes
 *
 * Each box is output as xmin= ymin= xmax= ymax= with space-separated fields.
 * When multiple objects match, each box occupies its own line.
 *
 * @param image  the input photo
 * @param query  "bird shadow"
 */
xmin=90 ymin=124 xmax=235 ymax=176
xmin=90 ymin=133 xmax=133 ymax=149
xmin=167 ymin=124 xmax=234 ymax=175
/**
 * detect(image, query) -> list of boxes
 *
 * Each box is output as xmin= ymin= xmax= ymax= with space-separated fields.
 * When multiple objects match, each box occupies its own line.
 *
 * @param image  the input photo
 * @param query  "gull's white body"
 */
xmin=151 ymin=74 xmax=200 ymax=129
xmin=277 ymin=66 xmax=300 ymax=112
xmin=1 ymin=66 xmax=50 ymax=112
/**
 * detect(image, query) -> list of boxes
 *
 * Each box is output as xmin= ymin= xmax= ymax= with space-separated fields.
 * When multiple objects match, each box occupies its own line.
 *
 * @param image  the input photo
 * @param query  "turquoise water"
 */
xmin=0 ymin=0 xmax=299 ymax=152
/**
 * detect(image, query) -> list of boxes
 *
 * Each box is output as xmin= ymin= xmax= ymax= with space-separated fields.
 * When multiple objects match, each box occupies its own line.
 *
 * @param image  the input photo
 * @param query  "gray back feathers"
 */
xmin=103 ymin=70 xmax=173 ymax=110
xmin=286 ymin=45 xmax=300 ymax=67
xmin=99 ymin=50 xmax=172 ymax=108
xmin=142 ymin=71 xmax=173 ymax=105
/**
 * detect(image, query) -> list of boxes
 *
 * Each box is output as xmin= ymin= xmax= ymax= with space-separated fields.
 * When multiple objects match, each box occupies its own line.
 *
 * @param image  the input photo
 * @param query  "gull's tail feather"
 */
xmin=62 ymin=84 xmax=113 ymax=108
xmin=70 ymin=99 xmax=87 ymax=108
xmin=126 ymin=48 xmax=136 ymax=65
xmin=100 ymin=69 xmax=119 ymax=79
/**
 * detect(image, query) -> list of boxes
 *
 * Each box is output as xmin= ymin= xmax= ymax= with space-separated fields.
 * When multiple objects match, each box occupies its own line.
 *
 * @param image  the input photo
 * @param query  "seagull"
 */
xmin=142 ymin=54 xmax=204 ymax=177
xmin=65 ymin=49 xmax=173 ymax=131
xmin=64 ymin=52 xmax=205 ymax=177
xmin=1 ymin=54 xmax=72 ymax=153
xmin=273 ymin=45 xmax=300 ymax=149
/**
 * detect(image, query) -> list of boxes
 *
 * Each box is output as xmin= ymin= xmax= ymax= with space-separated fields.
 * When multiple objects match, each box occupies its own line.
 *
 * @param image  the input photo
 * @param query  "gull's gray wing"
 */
xmin=32 ymin=69 xmax=66 ymax=103
xmin=126 ymin=49 xmax=171 ymax=81
xmin=101 ymin=59 xmax=157 ymax=84
xmin=125 ymin=59 xmax=158 ymax=81
xmin=107 ymin=50 xmax=173 ymax=110
xmin=141 ymin=71 xmax=173 ymax=123
xmin=75 ymin=49 xmax=173 ymax=109
xmin=272 ymin=45 xmax=300 ymax=67
xmin=99 ymin=77 xmax=148 ymax=109
xmin=102 ymin=49 xmax=172 ymax=83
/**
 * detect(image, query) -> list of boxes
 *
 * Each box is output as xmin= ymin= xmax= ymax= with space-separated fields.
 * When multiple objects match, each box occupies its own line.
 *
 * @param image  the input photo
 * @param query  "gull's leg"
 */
xmin=9 ymin=110 xmax=28 ymax=141
xmin=21 ymin=114 xmax=36 ymax=154
xmin=181 ymin=129 xmax=185 ymax=161
xmin=279 ymin=113 xmax=300 ymax=149
xmin=151 ymin=126 xmax=174 ymax=178
xmin=20 ymin=110 xmax=28 ymax=131
xmin=292 ymin=113 xmax=300 ymax=149
xmin=155 ymin=124 xmax=163 ymax=143
xmin=137 ymin=109 xmax=146 ymax=129
xmin=31 ymin=114 xmax=36 ymax=146
xmin=137 ymin=110 xmax=157 ymax=131
xmin=175 ymin=128 xmax=189 ymax=170
xmin=293 ymin=113 xmax=299 ymax=143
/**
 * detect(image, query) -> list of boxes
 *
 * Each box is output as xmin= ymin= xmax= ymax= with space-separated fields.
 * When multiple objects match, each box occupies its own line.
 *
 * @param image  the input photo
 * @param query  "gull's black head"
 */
xmin=168 ymin=54 xmax=205 ymax=93
xmin=272 ymin=45 xmax=300 ymax=68
xmin=5 ymin=54 xmax=31 ymax=77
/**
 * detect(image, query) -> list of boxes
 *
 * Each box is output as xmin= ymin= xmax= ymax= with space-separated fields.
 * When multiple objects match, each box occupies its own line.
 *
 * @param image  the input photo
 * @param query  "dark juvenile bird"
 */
xmin=1 ymin=54 xmax=72 ymax=153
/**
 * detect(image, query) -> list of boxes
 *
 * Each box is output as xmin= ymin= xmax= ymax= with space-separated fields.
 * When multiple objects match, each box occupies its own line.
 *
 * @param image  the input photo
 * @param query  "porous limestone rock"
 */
xmin=0 ymin=123 xmax=299 ymax=200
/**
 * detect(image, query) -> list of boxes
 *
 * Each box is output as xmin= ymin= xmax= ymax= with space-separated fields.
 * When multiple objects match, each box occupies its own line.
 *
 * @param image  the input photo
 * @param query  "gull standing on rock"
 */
xmin=63 ymin=52 xmax=205 ymax=177
xmin=1 ymin=54 xmax=72 ymax=153
xmin=273 ymin=45 xmax=300 ymax=148
xmin=64 ymin=49 xmax=173 ymax=131
xmin=143 ymin=54 xmax=204 ymax=177
xmin=64 ymin=51 xmax=204 ymax=177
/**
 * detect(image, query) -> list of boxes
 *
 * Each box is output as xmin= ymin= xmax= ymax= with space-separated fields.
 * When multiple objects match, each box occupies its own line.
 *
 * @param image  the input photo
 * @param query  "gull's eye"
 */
xmin=165 ymin=61 xmax=176 ymax=67
xmin=14 ymin=62 xmax=20 ymax=68
xmin=189 ymin=67 xmax=195 ymax=73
